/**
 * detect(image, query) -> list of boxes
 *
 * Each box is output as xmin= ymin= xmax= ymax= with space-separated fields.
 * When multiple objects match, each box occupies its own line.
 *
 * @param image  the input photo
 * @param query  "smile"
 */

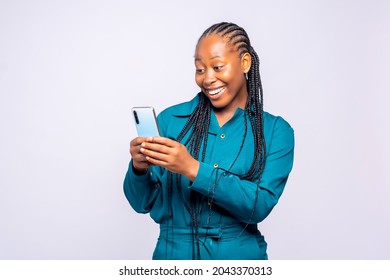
xmin=207 ymin=87 xmax=225 ymax=96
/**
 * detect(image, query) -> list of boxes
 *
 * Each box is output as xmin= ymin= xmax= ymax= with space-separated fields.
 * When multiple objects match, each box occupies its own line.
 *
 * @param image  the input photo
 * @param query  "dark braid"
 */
xmin=199 ymin=22 xmax=266 ymax=180
xmin=166 ymin=22 xmax=266 ymax=259
xmin=198 ymin=23 xmax=266 ymax=238
xmin=174 ymin=94 xmax=211 ymax=259
xmin=177 ymin=93 xmax=211 ymax=160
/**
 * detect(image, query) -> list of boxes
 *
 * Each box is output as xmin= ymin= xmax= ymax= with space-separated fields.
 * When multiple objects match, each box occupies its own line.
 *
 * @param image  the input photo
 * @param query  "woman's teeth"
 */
xmin=208 ymin=87 xmax=225 ymax=96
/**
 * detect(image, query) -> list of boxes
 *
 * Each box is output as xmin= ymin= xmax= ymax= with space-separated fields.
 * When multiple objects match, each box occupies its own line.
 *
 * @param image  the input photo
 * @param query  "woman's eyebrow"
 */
xmin=194 ymin=55 xmax=222 ymax=61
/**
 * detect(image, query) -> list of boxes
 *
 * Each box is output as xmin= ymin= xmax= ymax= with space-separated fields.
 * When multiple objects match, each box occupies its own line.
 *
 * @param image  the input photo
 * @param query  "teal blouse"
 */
xmin=124 ymin=93 xmax=294 ymax=259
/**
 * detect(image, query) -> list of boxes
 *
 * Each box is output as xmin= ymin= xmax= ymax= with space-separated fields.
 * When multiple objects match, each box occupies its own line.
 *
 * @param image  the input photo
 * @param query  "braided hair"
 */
xmin=167 ymin=22 xmax=266 ymax=259
xmin=179 ymin=22 xmax=266 ymax=179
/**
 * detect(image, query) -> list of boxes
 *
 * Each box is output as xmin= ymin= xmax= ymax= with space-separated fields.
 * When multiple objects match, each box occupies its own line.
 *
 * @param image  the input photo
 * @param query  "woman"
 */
xmin=124 ymin=22 xmax=294 ymax=260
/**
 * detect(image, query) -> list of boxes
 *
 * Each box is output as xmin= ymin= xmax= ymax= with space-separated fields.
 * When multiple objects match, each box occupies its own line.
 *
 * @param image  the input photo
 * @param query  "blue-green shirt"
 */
xmin=124 ymin=93 xmax=294 ymax=259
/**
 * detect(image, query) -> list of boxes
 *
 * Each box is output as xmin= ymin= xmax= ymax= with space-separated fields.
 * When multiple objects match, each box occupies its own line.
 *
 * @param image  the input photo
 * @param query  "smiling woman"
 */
xmin=194 ymin=34 xmax=251 ymax=125
xmin=123 ymin=22 xmax=295 ymax=260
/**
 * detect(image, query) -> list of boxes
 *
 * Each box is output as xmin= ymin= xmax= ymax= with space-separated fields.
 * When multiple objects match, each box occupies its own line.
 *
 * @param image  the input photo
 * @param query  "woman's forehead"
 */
xmin=195 ymin=34 xmax=236 ymax=58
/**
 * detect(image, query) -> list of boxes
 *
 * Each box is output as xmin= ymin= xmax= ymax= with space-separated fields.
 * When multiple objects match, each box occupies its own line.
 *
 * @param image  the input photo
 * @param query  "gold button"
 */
xmin=213 ymin=163 xmax=218 ymax=168
xmin=220 ymin=134 xmax=225 ymax=139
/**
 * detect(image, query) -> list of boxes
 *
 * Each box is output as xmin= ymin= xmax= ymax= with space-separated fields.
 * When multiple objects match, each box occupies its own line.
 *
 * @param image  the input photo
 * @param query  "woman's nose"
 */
xmin=203 ymin=69 xmax=216 ymax=86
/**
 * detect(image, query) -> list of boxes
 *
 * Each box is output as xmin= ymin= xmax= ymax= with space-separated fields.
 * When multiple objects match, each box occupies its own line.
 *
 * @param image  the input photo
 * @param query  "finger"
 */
xmin=145 ymin=156 xmax=168 ymax=167
xmin=133 ymin=151 xmax=148 ymax=158
xmin=130 ymin=145 xmax=148 ymax=157
xmin=141 ymin=142 xmax=171 ymax=155
xmin=140 ymin=147 xmax=169 ymax=162
xmin=147 ymin=136 xmax=177 ymax=147
xmin=132 ymin=154 xmax=149 ymax=163
xmin=132 ymin=155 xmax=149 ymax=167
xmin=131 ymin=137 xmax=149 ymax=147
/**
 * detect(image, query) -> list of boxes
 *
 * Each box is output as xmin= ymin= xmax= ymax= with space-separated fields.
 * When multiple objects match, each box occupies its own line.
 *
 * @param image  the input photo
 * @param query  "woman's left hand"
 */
xmin=140 ymin=137 xmax=200 ymax=181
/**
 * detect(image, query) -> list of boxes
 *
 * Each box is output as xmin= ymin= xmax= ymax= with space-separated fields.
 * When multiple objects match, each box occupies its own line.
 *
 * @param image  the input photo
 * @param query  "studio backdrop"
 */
xmin=0 ymin=0 xmax=389 ymax=259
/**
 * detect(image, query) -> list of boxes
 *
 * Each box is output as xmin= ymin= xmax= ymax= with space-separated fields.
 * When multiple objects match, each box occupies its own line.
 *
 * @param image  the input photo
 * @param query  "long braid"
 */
xmin=177 ymin=93 xmax=211 ymax=160
xmin=200 ymin=22 xmax=266 ymax=180
xmin=174 ymin=94 xmax=211 ymax=259
xmin=166 ymin=22 xmax=266 ymax=259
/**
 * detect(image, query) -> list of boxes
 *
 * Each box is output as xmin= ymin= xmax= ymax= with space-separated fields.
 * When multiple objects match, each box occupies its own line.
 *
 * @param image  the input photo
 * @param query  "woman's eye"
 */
xmin=214 ymin=66 xmax=223 ymax=71
xmin=196 ymin=69 xmax=204 ymax=74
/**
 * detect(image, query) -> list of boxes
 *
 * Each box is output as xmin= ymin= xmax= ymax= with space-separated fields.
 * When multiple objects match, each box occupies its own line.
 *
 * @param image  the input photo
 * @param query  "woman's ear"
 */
xmin=241 ymin=52 xmax=252 ymax=74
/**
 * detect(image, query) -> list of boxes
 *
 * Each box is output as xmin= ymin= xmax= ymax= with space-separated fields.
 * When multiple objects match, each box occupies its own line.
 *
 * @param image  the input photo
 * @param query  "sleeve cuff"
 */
xmin=129 ymin=160 xmax=151 ymax=182
xmin=190 ymin=162 xmax=215 ymax=192
xmin=131 ymin=161 xmax=149 ymax=176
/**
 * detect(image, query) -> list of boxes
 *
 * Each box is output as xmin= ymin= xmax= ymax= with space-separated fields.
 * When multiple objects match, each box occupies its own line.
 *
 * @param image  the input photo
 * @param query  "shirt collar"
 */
xmin=171 ymin=93 xmax=201 ymax=117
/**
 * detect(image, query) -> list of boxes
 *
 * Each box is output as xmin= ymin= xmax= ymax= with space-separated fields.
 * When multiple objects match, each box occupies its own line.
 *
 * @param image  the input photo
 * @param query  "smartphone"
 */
xmin=131 ymin=106 xmax=160 ymax=137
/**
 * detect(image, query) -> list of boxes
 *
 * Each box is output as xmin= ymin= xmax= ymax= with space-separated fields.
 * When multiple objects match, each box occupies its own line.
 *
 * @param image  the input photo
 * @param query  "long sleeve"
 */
xmin=122 ymin=103 xmax=172 ymax=217
xmin=190 ymin=116 xmax=294 ymax=224
xmin=123 ymin=95 xmax=294 ymax=227
xmin=123 ymin=94 xmax=293 ymax=260
xmin=123 ymin=161 xmax=162 ymax=214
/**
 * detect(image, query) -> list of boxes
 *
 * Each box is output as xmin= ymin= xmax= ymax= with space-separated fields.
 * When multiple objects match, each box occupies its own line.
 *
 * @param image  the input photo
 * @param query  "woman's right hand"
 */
xmin=130 ymin=137 xmax=150 ymax=174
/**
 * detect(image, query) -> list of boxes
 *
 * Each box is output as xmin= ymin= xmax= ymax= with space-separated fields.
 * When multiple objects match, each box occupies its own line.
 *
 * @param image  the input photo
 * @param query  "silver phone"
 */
xmin=131 ymin=106 xmax=160 ymax=137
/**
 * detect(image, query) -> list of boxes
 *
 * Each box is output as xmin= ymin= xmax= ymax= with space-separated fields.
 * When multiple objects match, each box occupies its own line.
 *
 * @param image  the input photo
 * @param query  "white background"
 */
xmin=0 ymin=0 xmax=389 ymax=259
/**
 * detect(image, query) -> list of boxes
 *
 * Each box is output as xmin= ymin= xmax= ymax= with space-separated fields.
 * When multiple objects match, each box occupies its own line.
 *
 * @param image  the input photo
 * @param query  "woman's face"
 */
xmin=194 ymin=34 xmax=250 ymax=113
